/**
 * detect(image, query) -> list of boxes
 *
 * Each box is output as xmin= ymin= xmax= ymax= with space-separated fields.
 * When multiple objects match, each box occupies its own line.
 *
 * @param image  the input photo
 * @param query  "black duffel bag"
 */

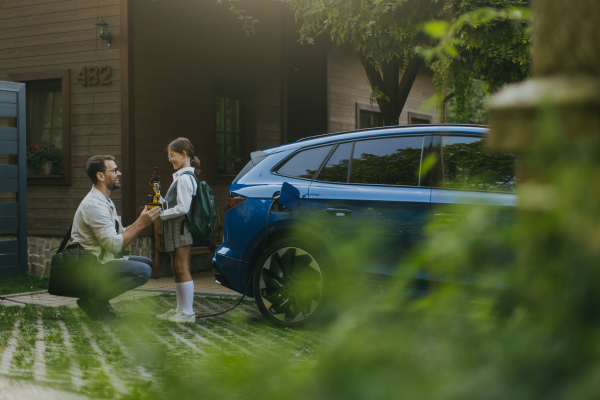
xmin=48 ymin=225 xmax=100 ymax=298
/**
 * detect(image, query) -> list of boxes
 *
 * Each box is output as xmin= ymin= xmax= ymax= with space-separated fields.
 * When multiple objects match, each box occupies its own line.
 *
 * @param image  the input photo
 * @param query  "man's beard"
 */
xmin=107 ymin=179 xmax=120 ymax=191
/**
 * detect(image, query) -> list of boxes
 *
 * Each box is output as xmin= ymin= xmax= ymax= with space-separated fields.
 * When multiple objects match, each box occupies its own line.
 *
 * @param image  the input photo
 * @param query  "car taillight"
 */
xmin=226 ymin=196 xmax=247 ymax=212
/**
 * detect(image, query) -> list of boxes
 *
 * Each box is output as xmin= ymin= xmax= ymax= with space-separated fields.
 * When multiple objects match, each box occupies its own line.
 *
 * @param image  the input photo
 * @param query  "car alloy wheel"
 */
xmin=255 ymin=241 xmax=324 ymax=326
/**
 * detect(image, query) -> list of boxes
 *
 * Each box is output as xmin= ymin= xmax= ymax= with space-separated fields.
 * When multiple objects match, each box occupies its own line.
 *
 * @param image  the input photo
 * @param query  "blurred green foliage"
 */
xmin=445 ymin=77 xmax=490 ymax=124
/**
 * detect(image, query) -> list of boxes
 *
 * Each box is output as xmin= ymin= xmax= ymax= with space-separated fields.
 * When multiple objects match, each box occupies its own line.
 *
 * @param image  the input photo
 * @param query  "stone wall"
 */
xmin=0 ymin=235 xmax=155 ymax=276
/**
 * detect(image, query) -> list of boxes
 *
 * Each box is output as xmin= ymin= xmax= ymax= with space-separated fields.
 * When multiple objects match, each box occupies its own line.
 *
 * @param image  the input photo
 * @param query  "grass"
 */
xmin=0 ymin=274 xmax=49 ymax=296
xmin=0 ymin=294 xmax=326 ymax=398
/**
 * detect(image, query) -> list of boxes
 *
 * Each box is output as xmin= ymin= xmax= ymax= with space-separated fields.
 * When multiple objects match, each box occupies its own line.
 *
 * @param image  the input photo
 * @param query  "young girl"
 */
xmin=156 ymin=137 xmax=200 ymax=323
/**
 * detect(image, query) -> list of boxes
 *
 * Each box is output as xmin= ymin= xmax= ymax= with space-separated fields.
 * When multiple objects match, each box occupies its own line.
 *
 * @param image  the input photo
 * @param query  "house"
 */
xmin=0 ymin=0 xmax=437 ymax=275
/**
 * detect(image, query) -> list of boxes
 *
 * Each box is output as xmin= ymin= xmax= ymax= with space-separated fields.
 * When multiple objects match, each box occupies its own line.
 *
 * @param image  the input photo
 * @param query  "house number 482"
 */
xmin=76 ymin=66 xmax=111 ymax=86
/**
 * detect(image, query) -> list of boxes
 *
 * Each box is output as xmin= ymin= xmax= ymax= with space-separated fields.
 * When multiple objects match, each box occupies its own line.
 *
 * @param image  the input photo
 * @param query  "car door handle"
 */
xmin=326 ymin=208 xmax=353 ymax=217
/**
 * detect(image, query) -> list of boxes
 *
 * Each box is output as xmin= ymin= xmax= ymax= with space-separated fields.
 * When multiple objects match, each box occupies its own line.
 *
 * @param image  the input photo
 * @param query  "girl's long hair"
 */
xmin=167 ymin=137 xmax=200 ymax=178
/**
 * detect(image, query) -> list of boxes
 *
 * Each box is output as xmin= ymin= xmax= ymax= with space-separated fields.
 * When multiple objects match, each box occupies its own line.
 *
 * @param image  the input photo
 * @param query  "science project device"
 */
xmin=147 ymin=167 xmax=166 ymax=210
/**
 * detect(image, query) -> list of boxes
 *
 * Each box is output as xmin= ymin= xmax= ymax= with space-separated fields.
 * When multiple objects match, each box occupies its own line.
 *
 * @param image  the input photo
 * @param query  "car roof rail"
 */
xmin=295 ymin=124 xmax=488 ymax=142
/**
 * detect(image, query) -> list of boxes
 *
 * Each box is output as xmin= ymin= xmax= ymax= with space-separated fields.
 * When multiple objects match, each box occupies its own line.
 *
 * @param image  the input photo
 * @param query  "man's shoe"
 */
xmin=167 ymin=311 xmax=196 ymax=323
xmin=77 ymin=298 xmax=101 ymax=319
xmin=96 ymin=302 xmax=118 ymax=320
xmin=156 ymin=309 xmax=178 ymax=321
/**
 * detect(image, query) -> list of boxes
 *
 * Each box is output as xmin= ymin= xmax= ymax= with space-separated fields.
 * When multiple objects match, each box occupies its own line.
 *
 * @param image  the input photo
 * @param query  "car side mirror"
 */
xmin=280 ymin=182 xmax=300 ymax=211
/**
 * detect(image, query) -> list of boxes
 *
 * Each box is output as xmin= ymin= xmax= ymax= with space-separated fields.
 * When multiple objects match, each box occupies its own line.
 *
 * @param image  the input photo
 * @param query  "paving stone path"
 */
xmin=0 ymin=271 xmax=238 ymax=308
xmin=0 ymin=293 xmax=326 ymax=399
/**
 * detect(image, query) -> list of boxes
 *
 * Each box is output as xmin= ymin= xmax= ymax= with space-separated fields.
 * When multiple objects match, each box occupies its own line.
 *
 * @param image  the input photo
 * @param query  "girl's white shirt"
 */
xmin=159 ymin=167 xmax=197 ymax=220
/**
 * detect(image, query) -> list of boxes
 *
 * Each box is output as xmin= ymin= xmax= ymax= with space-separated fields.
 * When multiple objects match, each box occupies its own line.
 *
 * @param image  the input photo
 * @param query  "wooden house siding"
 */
xmin=327 ymin=49 xmax=438 ymax=133
xmin=0 ymin=0 xmax=124 ymax=236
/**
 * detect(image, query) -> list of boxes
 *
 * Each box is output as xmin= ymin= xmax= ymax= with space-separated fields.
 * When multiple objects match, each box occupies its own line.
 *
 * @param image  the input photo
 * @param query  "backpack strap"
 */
xmin=181 ymin=171 xmax=198 ymax=194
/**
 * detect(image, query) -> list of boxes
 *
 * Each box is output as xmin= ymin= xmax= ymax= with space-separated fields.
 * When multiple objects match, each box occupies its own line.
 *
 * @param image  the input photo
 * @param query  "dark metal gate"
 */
xmin=0 ymin=81 xmax=27 ymax=276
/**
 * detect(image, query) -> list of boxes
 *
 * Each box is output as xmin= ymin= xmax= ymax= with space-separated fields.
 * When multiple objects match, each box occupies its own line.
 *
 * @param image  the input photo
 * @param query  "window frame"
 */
xmin=433 ymin=133 xmax=518 ymax=194
xmin=272 ymin=144 xmax=336 ymax=182
xmin=347 ymin=134 xmax=430 ymax=188
xmin=312 ymin=141 xmax=355 ymax=184
xmin=276 ymin=133 xmax=431 ymax=188
xmin=356 ymin=102 xmax=382 ymax=129
xmin=408 ymin=112 xmax=432 ymax=125
xmin=10 ymin=69 xmax=71 ymax=186
xmin=212 ymin=79 xmax=256 ymax=181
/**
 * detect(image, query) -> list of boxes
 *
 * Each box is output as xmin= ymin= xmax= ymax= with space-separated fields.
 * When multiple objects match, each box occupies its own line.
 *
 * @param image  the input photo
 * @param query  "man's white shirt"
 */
xmin=71 ymin=186 xmax=125 ymax=264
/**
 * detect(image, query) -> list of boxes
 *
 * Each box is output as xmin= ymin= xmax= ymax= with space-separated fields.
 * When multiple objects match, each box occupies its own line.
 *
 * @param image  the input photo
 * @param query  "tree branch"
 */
xmin=396 ymin=57 xmax=424 ymax=119
xmin=360 ymin=56 xmax=395 ymax=125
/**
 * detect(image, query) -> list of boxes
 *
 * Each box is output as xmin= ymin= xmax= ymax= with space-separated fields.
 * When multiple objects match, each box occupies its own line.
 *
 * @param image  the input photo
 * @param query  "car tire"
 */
xmin=252 ymin=237 xmax=328 ymax=327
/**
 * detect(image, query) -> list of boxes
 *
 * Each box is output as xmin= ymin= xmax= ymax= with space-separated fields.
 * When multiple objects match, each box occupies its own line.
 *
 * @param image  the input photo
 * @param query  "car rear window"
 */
xmin=350 ymin=136 xmax=425 ymax=186
xmin=438 ymin=136 xmax=517 ymax=192
xmin=276 ymin=145 xmax=333 ymax=180
xmin=315 ymin=142 xmax=353 ymax=183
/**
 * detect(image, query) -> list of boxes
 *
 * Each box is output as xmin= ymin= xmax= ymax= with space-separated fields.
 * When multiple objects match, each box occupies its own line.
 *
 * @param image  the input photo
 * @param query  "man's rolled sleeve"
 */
xmin=82 ymin=203 xmax=123 ymax=255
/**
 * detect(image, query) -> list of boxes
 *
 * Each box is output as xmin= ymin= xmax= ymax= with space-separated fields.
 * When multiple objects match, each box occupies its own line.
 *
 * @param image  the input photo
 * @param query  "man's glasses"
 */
xmin=103 ymin=168 xmax=119 ymax=174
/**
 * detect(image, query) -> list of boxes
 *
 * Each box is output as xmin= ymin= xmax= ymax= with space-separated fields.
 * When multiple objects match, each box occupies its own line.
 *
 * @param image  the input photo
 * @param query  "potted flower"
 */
xmin=26 ymin=144 xmax=61 ymax=176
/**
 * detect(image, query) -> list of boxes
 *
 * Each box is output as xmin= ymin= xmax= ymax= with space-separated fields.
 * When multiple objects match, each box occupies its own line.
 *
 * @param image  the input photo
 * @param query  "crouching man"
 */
xmin=72 ymin=155 xmax=160 ymax=319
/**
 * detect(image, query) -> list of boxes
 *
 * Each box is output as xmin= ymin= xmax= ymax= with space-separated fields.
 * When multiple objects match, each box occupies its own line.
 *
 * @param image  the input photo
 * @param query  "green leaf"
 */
xmin=424 ymin=20 xmax=449 ymax=39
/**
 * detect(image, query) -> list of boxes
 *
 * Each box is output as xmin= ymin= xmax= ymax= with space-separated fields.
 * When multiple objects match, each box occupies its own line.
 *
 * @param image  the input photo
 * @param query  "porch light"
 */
xmin=95 ymin=17 xmax=113 ymax=46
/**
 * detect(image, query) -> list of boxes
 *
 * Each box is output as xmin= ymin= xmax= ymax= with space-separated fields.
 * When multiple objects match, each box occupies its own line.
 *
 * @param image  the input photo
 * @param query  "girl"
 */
xmin=156 ymin=137 xmax=200 ymax=323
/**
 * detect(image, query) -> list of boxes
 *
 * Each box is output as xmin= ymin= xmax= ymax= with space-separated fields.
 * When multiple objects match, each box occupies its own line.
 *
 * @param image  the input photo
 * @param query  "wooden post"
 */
xmin=488 ymin=1 xmax=600 ymax=151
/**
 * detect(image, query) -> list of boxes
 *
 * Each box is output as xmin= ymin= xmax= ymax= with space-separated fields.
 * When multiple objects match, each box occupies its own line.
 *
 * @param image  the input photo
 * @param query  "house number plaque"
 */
xmin=76 ymin=65 xmax=112 ymax=86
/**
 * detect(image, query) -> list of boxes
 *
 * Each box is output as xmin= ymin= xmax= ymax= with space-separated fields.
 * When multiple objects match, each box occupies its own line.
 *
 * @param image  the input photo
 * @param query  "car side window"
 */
xmin=350 ymin=136 xmax=425 ymax=186
xmin=276 ymin=145 xmax=334 ymax=180
xmin=315 ymin=142 xmax=353 ymax=183
xmin=437 ymin=136 xmax=517 ymax=192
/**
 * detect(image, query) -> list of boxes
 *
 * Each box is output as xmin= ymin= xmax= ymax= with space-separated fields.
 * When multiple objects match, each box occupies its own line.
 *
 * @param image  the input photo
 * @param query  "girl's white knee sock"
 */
xmin=180 ymin=280 xmax=194 ymax=315
xmin=175 ymin=282 xmax=183 ymax=312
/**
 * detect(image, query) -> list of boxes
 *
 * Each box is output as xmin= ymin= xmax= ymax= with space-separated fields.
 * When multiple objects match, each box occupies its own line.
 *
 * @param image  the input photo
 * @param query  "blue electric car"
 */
xmin=212 ymin=125 xmax=518 ymax=327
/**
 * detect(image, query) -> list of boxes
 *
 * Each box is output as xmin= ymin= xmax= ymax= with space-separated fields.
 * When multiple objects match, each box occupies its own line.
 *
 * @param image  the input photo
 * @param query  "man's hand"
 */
xmin=139 ymin=206 xmax=161 ymax=228
xmin=121 ymin=206 xmax=160 ymax=249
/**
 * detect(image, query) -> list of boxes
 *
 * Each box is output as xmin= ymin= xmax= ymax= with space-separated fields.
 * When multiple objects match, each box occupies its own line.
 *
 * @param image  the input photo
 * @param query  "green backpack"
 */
xmin=182 ymin=172 xmax=217 ymax=242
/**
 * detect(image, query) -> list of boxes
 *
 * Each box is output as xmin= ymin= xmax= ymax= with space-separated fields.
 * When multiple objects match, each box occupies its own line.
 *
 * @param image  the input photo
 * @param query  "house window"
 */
xmin=359 ymin=110 xmax=383 ymax=129
xmin=356 ymin=103 xmax=383 ymax=129
xmin=26 ymin=79 xmax=63 ymax=156
xmin=408 ymin=112 xmax=432 ymax=125
xmin=10 ymin=69 xmax=70 ymax=186
xmin=215 ymin=94 xmax=244 ymax=175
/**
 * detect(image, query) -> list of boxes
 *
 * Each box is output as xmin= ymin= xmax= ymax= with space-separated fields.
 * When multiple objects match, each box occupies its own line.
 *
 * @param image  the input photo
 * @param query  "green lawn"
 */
xmin=0 ymin=274 xmax=49 ymax=295
xmin=0 ymin=294 xmax=326 ymax=399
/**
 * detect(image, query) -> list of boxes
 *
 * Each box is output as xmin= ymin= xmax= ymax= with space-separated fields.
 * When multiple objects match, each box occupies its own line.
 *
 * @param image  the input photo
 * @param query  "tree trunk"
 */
xmin=361 ymin=56 xmax=423 ymax=126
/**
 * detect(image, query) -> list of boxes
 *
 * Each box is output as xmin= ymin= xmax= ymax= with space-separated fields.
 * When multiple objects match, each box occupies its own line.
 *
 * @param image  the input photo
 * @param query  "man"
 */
xmin=72 ymin=155 xmax=160 ymax=319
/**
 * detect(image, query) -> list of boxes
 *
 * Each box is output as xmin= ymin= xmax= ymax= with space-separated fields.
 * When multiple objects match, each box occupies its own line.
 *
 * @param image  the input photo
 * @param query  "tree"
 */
xmin=421 ymin=1 xmax=531 ymax=122
xmin=285 ymin=0 xmax=444 ymax=126
xmin=285 ymin=0 xmax=531 ymax=125
xmin=221 ymin=0 xmax=531 ymax=125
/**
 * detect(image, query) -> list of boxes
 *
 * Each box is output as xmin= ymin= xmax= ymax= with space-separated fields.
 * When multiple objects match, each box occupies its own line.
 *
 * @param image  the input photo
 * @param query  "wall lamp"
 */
xmin=95 ymin=17 xmax=113 ymax=47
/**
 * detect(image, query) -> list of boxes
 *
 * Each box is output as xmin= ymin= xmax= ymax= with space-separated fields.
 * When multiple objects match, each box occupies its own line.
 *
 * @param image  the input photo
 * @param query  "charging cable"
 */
xmin=193 ymin=192 xmax=279 ymax=320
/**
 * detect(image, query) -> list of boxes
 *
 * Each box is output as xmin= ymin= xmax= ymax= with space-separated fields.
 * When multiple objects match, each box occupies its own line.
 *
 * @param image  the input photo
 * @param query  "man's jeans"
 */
xmin=91 ymin=256 xmax=153 ymax=302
